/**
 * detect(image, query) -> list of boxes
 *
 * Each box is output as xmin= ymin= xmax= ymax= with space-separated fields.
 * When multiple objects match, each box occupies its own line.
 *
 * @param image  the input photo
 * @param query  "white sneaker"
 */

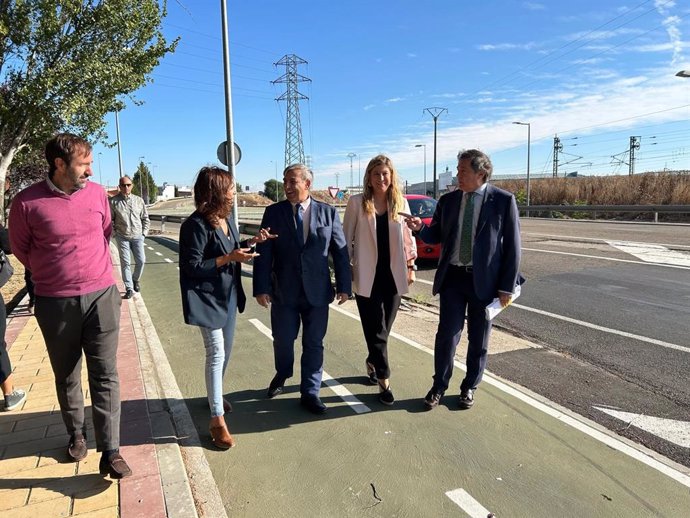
xmin=4 ymin=389 xmax=27 ymax=411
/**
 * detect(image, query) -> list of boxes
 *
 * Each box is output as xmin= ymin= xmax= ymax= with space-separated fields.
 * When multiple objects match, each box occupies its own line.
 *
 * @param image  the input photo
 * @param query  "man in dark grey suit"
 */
xmin=253 ymin=164 xmax=351 ymax=414
xmin=406 ymin=149 xmax=521 ymax=410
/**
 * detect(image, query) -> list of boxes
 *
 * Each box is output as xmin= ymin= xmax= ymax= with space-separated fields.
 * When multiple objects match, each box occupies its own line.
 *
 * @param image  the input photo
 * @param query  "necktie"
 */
xmin=295 ymin=204 xmax=304 ymax=247
xmin=459 ymin=193 xmax=474 ymax=265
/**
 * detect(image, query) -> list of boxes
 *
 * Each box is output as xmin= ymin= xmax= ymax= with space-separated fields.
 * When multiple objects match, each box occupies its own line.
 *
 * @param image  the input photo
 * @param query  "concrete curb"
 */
xmin=130 ymin=294 xmax=227 ymax=518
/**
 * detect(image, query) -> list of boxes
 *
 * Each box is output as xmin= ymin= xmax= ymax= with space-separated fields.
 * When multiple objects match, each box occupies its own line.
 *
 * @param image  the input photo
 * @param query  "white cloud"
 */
xmin=385 ymin=97 xmax=403 ymax=103
xmin=407 ymin=53 xmax=417 ymax=58
xmin=477 ymin=42 xmax=538 ymax=51
xmin=363 ymin=104 xmax=376 ymax=111
xmin=522 ymin=2 xmax=545 ymax=10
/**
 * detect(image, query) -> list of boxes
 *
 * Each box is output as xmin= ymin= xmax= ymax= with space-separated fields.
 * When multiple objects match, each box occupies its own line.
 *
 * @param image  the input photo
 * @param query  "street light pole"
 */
xmin=424 ymin=107 xmax=447 ymax=199
xmin=415 ymin=144 xmax=427 ymax=195
xmin=347 ymin=153 xmax=356 ymax=192
xmin=115 ymin=110 xmax=124 ymax=178
xmin=137 ymin=155 xmax=145 ymax=200
xmin=220 ymin=0 xmax=239 ymax=226
xmin=513 ymin=121 xmax=531 ymax=213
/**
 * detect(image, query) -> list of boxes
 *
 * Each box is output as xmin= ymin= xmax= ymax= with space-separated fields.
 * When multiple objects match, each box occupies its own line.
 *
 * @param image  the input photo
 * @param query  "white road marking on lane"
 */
xmin=523 ymin=247 xmax=690 ymax=269
xmin=147 ymin=246 xmax=154 ymax=250
xmin=155 ymin=251 xmax=163 ymax=256
xmin=607 ymin=241 xmax=690 ymax=267
xmin=322 ymin=373 xmax=371 ymax=414
xmin=512 ymin=303 xmax=689 ymax=353
xmin=412 ymin=278 xmax=688 ymax=353
xmin=524 ymin=232 xmax=690 ymax=251
xmin=593 ymin=407 xmax=690 ymax=448
xmin=328 ymin=304 xmax=690 ymax=488
xmin=248 ymin=318 xmax=371 ymax=414
xmin=445 ymin=488 xmax=492 ymax=518
xmin=164 ymin=258 xmax=173 ymax=263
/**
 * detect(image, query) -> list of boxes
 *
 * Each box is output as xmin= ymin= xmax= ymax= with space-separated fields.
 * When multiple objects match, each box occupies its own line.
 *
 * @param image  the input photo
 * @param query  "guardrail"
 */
xmin=150 ymin=204 xmax=690 ymax=232
xmin=519 ymin=204 xmax=690 ymax=222
xmin=149 ymin=214 xmax=262 ymax=235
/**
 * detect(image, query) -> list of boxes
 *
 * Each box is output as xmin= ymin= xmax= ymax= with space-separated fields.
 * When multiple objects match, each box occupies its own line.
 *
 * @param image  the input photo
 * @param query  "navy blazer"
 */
xmin=179 ymin=211 xmax=247 ymax=328
xmin=419 ymin=184 xmax=521 ymax=301
xmin=253 ymin=198 xmax=351 ymax=307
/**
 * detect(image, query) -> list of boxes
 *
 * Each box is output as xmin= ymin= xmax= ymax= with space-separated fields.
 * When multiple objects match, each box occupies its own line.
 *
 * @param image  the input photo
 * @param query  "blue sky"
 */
xmin=91 ymin=0 xmax=690 ymax=191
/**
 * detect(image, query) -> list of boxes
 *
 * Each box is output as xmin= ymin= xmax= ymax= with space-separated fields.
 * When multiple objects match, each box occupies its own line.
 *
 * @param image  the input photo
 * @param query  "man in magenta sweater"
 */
xmin=9 ymin=133 xmax=131 ymax=479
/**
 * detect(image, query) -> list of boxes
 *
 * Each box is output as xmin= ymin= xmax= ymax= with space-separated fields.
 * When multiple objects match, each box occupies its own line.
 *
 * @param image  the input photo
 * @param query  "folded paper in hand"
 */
xmin=485 ymin=285 xmax=521 ymax=321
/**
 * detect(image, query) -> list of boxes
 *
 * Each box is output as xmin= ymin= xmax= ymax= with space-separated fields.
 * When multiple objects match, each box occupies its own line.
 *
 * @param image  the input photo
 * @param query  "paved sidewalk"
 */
xmin=0 ymin=288 xmax=194 ymax=517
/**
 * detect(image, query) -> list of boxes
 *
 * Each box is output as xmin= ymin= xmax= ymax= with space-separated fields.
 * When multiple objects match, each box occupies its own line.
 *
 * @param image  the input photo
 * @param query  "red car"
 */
xmin=403 ymin=194 xmax=440 ymax=261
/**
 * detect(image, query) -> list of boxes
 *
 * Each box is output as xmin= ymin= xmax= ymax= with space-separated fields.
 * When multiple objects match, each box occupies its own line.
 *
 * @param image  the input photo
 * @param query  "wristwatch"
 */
xmin=407 ymin=264 xmax=417 ymax=271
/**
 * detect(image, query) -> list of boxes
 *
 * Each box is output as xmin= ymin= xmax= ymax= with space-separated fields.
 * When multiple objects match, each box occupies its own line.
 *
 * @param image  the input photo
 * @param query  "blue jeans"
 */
xmin=199 ymin=285 xmax=238 ymax=417
xmin=116 ymin=235 xmax=146 ymax=290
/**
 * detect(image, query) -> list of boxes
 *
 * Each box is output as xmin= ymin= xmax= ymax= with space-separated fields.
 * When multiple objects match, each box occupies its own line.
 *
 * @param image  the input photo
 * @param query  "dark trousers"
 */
xmin=34 ymin=285 xmax=122 ymax=451
xmin=24 ymin=269 xmax=35 ymax=303
xmin=355 ymin=289 xmax=401 ymax=380
xmin=0 ymin=293 xmax=10 ymax=386
xmin=433 ymin=266 xmax=493 ymax=393
xmin=270 ymin=293 xmax=329 ymax=398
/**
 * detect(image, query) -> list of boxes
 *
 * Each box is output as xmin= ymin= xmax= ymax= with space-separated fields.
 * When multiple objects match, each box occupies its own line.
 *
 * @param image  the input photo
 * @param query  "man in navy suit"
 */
xmin=406 ymin=149 xmax=521 ymax=410
xmin=253 ymin=164 xmax=351 ymax=414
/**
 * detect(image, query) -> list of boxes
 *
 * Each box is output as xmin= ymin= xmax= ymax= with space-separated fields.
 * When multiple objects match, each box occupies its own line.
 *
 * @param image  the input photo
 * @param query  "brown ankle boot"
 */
xmin=209 ymin=419 xmax=235 ymax=449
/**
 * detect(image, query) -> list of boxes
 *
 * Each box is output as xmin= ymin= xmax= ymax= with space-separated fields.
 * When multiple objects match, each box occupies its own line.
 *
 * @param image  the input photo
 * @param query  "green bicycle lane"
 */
xmin=139 ymin=236 xmax=690 ymax=517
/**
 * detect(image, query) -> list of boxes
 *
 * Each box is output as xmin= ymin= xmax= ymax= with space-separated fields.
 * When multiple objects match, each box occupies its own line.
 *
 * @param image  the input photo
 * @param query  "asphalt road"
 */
xmin=410 ymin=218 xmax=690 ymax=468
xmin=135 ymin=220 xmax=690 ymax=516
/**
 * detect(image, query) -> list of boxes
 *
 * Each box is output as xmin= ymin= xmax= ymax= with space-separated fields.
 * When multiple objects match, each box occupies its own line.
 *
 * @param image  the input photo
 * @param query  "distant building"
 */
xmin=177 ymin=186 xmax=193 ymax=198
xmin=158 ymin=183 xmax=176 ymax=201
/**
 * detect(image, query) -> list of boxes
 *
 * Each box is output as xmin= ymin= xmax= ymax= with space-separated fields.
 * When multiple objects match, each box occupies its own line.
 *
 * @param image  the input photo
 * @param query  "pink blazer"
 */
xmin=342 ymin=194 xmax=417 ymax=298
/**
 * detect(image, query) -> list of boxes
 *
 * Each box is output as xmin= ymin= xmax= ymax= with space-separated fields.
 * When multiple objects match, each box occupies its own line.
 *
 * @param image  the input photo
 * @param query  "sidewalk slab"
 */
xmin=0 ymin=289 xmax=174 ymax=517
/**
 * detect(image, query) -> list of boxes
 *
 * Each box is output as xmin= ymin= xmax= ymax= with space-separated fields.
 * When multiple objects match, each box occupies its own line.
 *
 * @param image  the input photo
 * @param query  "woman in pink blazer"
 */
xmin=343 ymin=155 xmax=417 ymax=405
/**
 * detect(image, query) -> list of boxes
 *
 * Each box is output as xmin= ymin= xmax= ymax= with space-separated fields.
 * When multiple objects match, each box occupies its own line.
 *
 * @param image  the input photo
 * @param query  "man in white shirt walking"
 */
xmin=110 ymin=176 xmax=150 ymax=299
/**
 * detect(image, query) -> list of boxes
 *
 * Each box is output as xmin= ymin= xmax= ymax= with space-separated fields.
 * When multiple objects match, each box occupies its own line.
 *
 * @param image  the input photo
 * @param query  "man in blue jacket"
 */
xmin=253 ymin=164 xmax=351 ymax=414
xmin=406 ymin=149 xmax=522 ymax=410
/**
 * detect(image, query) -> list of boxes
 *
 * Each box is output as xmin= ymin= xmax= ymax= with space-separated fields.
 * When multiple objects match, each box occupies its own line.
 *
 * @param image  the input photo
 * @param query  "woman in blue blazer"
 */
xmin=179 ymin=166 xmax=274 ymax=449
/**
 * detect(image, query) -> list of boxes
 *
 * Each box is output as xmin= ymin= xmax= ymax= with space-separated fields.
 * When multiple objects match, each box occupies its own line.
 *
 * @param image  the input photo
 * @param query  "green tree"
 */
xmin=263 ymin=179 xmax=284 ymax=202
xmin=132 ymin=161 xmax=156 ymax=204
xmin=0 ymin=0 xmax=177 ymax=219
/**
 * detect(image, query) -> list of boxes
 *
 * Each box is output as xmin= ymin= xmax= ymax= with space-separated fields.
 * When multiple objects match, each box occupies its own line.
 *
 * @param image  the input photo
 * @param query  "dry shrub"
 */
xmin=493 ymin=171 xmax=690 ymax=206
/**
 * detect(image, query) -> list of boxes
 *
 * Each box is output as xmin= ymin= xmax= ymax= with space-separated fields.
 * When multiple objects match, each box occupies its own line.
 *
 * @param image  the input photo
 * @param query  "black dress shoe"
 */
xmin=99 ymin=452 xmax=132 ymax=479
xmin=123 ymin=289 xmax=134 ymax=299
xmin=133 ymin=280 xmax=140 ymax=292
xmin=424 ymin=388 xmax=443 ymax=410
xmin=267 ymin=375 xmax=286 ymax=398
xmin=458 ymin=389 xmax=474 ymax=410
xmin=68 ymin=433 xmax=88 ymax=461
xmin=300 ymin=395 xmax=327 ymax=414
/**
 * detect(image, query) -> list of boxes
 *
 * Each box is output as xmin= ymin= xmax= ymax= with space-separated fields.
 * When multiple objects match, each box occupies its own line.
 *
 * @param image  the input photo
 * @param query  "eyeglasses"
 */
xmin=119 ymin=183 xmax=132 ymax=187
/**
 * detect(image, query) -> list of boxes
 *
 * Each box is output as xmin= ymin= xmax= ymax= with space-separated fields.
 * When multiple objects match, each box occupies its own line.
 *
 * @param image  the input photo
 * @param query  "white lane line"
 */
xmin=147 ymin=246 xmax=155 ymax=250
xmin=523 ymin=247 xmax=690 ymax=270
xmin=164 ymin=258 xmax=173 ymax=263
xmin=524 ymin=232 xmax=690 ymax=251
xmin=248 ymin=318 xmax=371 ymax=414
xmin=155 ymin=251 xmax=163 ymax=256
xmin=413 ymin=279 xmax=688 ymax=353
xmin=321 ymin=373 xmax=371 ymax=414
xmin=512 ymin=303 xmax=689 ymax=353
xmin=445 ymin=488 xmax=491 ymax=518
xmin=328 ymin=304 xmax=690 ymax=489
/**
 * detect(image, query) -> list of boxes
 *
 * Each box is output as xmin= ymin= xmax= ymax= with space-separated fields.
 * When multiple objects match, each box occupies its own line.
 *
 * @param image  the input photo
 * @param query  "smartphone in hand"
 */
xmin=398 ymin=212 xmax=413 ymax=218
